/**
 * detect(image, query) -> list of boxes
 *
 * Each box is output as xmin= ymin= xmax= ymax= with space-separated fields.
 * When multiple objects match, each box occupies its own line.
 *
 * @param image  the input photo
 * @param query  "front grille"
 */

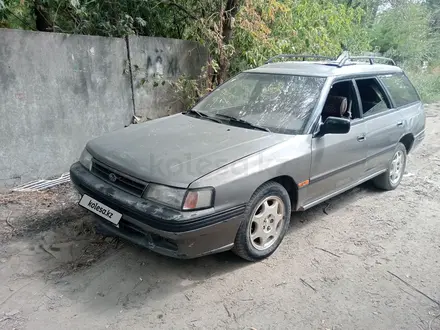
xmin=91 ymin=160 xmax=147 ymax=197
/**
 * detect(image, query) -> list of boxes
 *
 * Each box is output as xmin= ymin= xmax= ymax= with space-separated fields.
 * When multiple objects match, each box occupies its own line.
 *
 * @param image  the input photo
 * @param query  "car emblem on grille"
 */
xmin=108 ymin=173 xmax=117 ymax=182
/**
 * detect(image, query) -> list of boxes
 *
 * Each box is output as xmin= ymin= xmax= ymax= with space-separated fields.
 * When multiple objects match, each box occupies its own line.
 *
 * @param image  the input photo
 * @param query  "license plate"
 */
xmin=79 ymin=194 xmax=122 ymax=225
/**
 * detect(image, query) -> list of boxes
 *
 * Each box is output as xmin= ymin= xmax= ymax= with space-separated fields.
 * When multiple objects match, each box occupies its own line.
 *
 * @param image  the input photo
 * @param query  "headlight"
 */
xmin=79 ymin=148 xmax=93 ymax=171
xmin=144 ymin=184 xmax=186 ymax=209
xmin=144 ymin=184 xmax=214 ymax=210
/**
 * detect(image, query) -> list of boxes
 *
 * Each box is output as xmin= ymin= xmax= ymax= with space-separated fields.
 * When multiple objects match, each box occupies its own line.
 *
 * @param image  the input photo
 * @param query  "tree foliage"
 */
xmin=371 ymin=2 xmax=436 ymax=64
xmin=232 ymin=0 xmax=370 ymax=73
xmin=1 ymin=0 xmax=439 ymax=103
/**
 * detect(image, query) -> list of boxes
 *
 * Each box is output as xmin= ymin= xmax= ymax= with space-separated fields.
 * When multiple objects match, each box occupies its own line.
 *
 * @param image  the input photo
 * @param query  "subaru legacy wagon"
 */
xmin=70 ymin=52 xmax=425 ymax=261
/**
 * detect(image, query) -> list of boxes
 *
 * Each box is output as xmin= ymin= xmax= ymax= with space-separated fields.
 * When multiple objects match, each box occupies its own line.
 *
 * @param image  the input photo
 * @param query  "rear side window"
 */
xmin=380 ymin=73 xmax=420 ymax=108
xmin=355 ymin=78 xmax=391 ymax=117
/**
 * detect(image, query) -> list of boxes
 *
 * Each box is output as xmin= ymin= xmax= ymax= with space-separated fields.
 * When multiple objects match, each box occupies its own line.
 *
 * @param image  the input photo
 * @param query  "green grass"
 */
xmin=406 ymin=70 xmax=440 ymax=103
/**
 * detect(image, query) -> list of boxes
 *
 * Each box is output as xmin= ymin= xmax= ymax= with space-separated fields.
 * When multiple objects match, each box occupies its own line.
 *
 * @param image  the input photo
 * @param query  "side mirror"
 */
xmin=316 ymin=117 xmax=350 ymax=137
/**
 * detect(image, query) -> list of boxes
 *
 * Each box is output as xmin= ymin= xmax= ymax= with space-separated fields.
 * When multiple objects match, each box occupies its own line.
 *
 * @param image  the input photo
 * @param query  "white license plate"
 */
xmin=79 ymin=194 xmax=122 ymax=225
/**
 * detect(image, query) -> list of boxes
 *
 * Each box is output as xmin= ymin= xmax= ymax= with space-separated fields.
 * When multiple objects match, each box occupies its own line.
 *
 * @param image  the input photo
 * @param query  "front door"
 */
xmin=305 ymin=79 xmax=368 ymax=205
xmin=307 ymin=120 xmax=367 ymax=204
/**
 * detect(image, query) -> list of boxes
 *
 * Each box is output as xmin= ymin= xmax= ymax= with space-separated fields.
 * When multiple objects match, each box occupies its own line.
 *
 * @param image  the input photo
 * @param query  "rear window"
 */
xmin=379 ymin=73 xmax=420 ymax=108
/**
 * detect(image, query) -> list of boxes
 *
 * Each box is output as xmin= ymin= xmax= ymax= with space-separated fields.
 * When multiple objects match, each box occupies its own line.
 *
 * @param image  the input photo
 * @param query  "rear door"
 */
xmin=354 ymin=77 xmax=405 ymax=175
xmin=379 ymin=73 xmax=425 ymax=145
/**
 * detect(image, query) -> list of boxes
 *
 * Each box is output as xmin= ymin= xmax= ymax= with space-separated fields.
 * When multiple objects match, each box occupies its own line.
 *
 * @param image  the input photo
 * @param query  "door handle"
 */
xmin=357 ymin=135 xmax=366 ymax=142
xmin=397 ymin=121 xmax=404 ymax=127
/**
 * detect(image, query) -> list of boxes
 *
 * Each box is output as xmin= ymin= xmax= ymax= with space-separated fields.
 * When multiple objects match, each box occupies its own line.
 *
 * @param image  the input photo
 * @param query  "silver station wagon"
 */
xmin=70 ymin=52 xmax=425 ymax=261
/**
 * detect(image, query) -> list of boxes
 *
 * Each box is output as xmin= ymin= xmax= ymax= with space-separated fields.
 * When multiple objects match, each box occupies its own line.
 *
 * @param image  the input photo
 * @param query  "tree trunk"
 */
xmin=34 ymin=0 xmax=53 ymax=32
xmin=222 ymin=0 xmax=240 ymax=43
xmin=217 ymin=0 xmax=240 ymax=85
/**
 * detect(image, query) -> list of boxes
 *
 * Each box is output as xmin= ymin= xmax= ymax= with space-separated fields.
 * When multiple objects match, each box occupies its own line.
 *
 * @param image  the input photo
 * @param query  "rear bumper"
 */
xmin=70 ymin=162 xmax=245 ymax=259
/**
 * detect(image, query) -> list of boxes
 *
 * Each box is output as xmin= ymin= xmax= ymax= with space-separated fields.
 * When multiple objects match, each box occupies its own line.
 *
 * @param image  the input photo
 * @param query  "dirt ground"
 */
xmin=1 ymin=104 xmax=440 ymax=330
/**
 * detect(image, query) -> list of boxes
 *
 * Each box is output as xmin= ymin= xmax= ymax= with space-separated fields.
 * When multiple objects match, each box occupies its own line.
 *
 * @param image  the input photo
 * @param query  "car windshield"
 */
xmin=192 ymin=73 xmax=325 ymax=134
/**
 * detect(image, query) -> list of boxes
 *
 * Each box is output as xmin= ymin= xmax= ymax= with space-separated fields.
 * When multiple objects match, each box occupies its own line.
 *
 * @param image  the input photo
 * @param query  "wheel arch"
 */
xmin=262 ymin=175 xmax=298 ymax=211
xmin=399 ymin=133 xmax=415 ymax=154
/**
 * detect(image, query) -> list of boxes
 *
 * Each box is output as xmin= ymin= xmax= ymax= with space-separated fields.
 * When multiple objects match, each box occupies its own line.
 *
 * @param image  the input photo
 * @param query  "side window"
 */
xmin=355 ymin=78 xmax=391 ymax=117
xmin=379 ymin=73 xmax=420 ymax=108
xmin=321 ymin=80 xmax=361 ymax=122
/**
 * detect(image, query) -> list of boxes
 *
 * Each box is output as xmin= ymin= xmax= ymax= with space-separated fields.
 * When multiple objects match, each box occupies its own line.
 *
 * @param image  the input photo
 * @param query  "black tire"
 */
xmin=372 ymin=142 xmax=407 ymax=191
xmin=233 ymin=181 xmax=291 ymax=261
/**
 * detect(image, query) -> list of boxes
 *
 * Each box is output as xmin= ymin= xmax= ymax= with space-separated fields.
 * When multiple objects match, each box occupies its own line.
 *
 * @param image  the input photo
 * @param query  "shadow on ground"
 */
xmin=289 ymin=180 xmax=383 ymax=232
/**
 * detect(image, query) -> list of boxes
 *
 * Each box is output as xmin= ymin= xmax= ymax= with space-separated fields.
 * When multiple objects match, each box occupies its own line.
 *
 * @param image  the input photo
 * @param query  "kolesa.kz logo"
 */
xmin=88 ymin=200 xmax=114 ymax=219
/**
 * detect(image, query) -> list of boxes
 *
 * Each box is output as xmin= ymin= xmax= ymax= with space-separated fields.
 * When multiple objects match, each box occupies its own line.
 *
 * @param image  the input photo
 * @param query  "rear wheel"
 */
xmin=233 ymin=182 xmax=291 ymax=261
xmin=372 ymin=142 xmax=407 ymax=190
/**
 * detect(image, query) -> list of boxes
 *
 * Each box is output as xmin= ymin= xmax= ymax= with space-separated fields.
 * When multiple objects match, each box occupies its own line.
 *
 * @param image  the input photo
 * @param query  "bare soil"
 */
xmin=1 ymin=104 xmax=440 ymax=330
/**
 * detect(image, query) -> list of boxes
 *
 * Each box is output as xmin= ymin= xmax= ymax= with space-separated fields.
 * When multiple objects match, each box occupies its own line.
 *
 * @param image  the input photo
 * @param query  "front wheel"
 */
xmin=372 ymin=142 xmax=407 ymax=191
xmin=233 ymin=182 xmax=291 ymax=261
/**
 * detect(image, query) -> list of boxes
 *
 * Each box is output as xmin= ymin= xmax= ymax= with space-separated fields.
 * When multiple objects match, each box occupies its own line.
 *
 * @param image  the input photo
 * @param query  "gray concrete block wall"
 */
xmin=128 ymin=36 xmax=208 ymax=120
xmin=0 ymin=29 xmax=133 ymax=188
xmin=0 ymin=29 xmax=206 ymax=188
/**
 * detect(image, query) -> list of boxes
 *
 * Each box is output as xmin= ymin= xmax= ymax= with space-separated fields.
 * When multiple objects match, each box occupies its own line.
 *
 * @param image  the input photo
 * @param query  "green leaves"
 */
xmin=69 ymin=0 xmax=79 ymax=8
xmin=371 ymin=3 xmax=435 ymax=64
xmin=231 ymin=0 xmax=371 ymax=74
xmin=1 ymin=0 xmax=438 ymax=104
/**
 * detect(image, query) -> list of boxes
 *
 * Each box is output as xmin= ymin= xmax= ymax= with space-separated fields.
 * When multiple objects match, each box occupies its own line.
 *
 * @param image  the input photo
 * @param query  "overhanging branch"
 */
xmin=161 ymin=1 xmax=198 ymax=20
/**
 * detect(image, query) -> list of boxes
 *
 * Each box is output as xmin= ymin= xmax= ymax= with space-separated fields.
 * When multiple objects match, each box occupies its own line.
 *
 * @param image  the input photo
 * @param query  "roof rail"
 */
xmin=340 ymin=55 xmax=396 ymax=66
xmin=264 ymin=51 xmax=396 ymax=67
xmin=336 ymin=51 xmax=349 ymax=66
xmin=265 ymin=54 xmax=336 ymax=64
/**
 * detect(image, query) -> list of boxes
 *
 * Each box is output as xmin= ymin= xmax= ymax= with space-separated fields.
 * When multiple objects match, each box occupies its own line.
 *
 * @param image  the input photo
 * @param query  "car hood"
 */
xmin=87 ymin=114 xmax=291 ymax=187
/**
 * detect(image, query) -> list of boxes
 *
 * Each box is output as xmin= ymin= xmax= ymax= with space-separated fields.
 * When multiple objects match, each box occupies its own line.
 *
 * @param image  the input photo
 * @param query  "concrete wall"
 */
xmin=129 ymin=36 xmax=208 ymax=120
xmin=0 ymin=29 xmax=207 ymax=188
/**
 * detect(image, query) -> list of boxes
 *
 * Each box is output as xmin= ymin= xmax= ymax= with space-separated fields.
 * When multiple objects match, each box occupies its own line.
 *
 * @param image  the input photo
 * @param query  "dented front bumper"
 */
xmin=69 ymin=162 xmax=245 ymax=259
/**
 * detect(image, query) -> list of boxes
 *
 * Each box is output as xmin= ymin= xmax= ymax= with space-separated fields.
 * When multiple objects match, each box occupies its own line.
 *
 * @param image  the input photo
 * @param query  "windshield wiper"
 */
xmin=183 ymin=109 xmax=209 ymax=118
xmin=184 ymin=109 xmax=222 ymax=123
xmin=214 ymin=114 xmax=271 ymax=132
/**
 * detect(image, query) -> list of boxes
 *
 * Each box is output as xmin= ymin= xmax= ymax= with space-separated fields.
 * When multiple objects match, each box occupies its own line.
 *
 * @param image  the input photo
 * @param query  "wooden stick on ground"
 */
xmin=387 ymin=271 xmax=440 ymax=307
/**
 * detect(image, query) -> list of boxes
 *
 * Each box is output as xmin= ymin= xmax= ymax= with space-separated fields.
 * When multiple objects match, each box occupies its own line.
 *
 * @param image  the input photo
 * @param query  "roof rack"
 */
xmin=337 ymin=51 xmax=396 ymax=66
xmin=265 ymin=51 xmax=396 ymax=67
xmin=340 ymin=55 xmax=396 ymax=66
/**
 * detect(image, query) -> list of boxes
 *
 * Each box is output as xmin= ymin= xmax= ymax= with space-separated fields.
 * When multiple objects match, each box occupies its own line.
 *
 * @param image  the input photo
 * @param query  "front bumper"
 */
xmin=70 ymin=162 xmax=245 ymax=259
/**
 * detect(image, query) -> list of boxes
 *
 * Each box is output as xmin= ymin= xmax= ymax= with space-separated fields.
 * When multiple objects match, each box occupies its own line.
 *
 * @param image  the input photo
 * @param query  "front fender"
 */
xmin=190 ymin=135 xmax=312 ymax=211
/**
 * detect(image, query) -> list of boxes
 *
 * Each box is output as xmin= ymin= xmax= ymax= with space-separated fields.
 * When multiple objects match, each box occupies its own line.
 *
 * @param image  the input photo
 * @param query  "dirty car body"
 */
xmin=70 ymin=53 xmax=425 ymax=260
